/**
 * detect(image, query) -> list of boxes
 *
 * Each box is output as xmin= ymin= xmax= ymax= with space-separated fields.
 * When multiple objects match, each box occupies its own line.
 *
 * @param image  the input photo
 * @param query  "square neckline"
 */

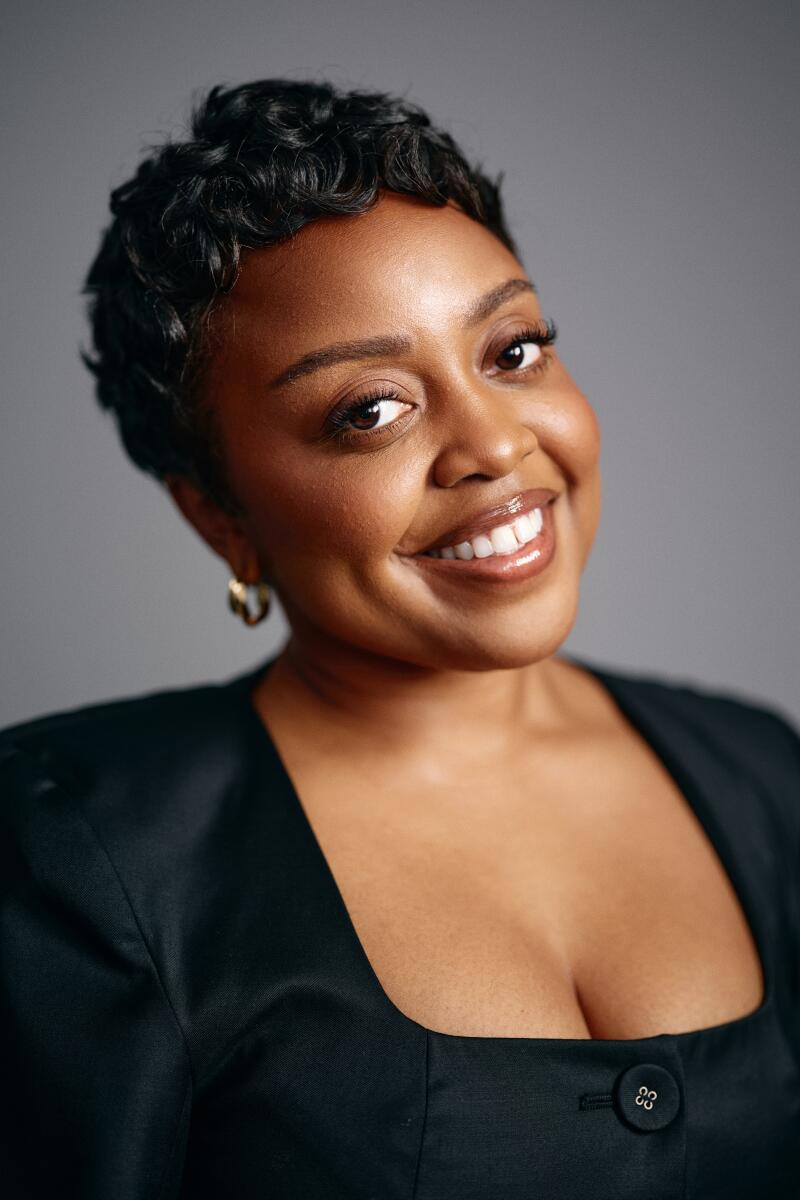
xmin=235 ymin=651 xmax=774 ymax=1047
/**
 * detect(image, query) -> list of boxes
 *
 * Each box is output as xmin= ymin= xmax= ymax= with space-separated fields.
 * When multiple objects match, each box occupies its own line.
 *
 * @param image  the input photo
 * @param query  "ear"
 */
xmin=165 ymin=474 xmax=264 ymax=583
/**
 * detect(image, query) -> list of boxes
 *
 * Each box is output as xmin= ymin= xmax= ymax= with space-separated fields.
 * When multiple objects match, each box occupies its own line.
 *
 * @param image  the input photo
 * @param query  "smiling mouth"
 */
xmin=401 ymin=495 xmax=559 ymax=583
xmin=420 ymin=504 xmax=546 ymax=561
xmin=407 ymin=486 xmax=558 ymax=558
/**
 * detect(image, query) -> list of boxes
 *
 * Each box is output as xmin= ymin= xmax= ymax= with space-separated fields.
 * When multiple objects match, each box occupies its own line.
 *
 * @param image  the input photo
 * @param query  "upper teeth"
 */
xmin=424 ymin=507 xmax=544 ymax=560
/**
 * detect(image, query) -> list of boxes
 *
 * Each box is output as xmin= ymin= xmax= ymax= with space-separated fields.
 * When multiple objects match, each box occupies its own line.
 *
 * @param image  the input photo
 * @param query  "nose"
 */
xmin=431 ymin=391 xmax=540 ymax=488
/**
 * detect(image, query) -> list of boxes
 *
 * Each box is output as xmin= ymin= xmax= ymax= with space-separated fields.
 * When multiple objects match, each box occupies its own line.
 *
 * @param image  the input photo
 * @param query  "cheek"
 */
xmin=235 ymin=441 xmax=423 ymax=574
xmin=532 ymin=378 xmax=602 ymax=562
xmin=537 ymin=380 xmax=602 ymax=486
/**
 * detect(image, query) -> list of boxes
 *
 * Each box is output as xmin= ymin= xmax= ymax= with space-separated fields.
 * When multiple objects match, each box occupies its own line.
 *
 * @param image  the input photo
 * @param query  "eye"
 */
xmin=497 ymin=339 xmax=542 ymax=371
xmin=494 ymin=319 xmax=558 ymax=373
xmin=324 ymin=387 xmax=413 ymax=442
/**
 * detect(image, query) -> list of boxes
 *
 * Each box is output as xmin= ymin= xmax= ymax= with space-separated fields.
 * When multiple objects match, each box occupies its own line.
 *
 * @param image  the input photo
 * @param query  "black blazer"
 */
xmin=1 ymin=653 xmax=799 ymax=1199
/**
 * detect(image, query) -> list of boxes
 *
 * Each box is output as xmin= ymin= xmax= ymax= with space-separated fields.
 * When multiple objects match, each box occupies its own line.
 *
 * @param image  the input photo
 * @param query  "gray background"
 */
xmin=2 ymin=0 xmax=798 ymax=728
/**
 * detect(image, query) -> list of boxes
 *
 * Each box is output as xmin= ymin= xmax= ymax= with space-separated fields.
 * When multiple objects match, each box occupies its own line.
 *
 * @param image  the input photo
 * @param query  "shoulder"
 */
xmin=1 ymin=663 xmax=265 ymax=789
xmin=0 ymin=662 xmax=271 ymax=876
xmin=594 ymin=657 xmax=799 ymax=771
xmin=1 ymin=671 xmax=244 ymax=775
xmin=572 ymin=653 xmax=800 ymax=844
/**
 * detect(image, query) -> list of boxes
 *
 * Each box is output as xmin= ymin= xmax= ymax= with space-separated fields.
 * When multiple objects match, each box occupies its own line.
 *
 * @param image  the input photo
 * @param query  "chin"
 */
xmin=401 ymin=593 xmax=581 ymax=674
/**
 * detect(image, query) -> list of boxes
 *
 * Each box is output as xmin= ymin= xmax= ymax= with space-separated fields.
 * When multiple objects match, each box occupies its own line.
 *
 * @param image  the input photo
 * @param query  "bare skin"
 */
xmin=168 ymin=192 xmax=764 ymax=1039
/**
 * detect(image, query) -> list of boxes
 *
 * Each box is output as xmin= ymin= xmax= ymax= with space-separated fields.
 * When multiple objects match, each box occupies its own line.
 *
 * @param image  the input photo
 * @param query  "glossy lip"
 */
xmin=401 ymin=494 xmax=558 ymax=583
xmin=406 ymin=486 xmax=559 ymax=555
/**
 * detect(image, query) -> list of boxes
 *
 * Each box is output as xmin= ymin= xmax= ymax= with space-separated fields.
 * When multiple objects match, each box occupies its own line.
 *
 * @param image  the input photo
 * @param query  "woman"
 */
xmin=1 ymin=78 xmax=798 ymax=1199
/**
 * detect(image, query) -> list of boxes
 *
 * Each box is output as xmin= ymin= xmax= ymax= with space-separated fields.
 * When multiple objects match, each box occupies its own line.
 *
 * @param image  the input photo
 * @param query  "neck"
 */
xmin=252 ymin=628 xmax=575 ymax=773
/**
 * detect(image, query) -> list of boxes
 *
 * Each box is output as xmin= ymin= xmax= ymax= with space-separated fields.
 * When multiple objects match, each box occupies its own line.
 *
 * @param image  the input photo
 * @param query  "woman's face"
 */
xmin=192 ymin=191 xmax=601 ymax=671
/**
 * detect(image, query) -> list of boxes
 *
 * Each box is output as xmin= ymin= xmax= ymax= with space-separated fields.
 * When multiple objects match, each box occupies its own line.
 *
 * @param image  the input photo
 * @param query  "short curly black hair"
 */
xmin=82 ymin=77 xmax=521 ymax=513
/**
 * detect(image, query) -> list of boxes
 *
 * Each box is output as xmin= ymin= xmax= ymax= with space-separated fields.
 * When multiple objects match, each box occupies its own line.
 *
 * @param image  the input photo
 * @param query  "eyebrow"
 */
xmin=268 ymin=277 xmax=537 ymax=390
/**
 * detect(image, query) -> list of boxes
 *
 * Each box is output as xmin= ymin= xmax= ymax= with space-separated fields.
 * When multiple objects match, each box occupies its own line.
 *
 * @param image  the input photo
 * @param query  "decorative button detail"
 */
xmin=614 ymin=1063 xmax=681 ymax=1132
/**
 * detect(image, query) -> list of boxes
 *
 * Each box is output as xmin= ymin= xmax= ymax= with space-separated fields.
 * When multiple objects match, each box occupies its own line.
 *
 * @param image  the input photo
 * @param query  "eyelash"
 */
xmin=323 ymin=318 xmax=558 ymax=445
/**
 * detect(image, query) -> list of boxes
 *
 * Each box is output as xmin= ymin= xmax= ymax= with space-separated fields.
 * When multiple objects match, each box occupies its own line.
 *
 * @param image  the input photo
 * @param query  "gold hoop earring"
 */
xmin=227 ymin=577 xmax=271 ymax=626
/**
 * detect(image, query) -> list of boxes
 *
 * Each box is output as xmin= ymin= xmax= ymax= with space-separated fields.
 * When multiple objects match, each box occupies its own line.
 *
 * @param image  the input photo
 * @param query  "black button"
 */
xmin=613 ymin=1063 xmax=681 ymax=1132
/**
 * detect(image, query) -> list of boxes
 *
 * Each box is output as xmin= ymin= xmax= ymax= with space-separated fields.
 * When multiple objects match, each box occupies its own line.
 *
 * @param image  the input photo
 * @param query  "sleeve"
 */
xmin=747 ymin=700 xmax=800 ymax=1000
xmin=772 ymin=706 xmax=800 ymax=964
xmin=0 ymin=741 xmax=192 ymax=1200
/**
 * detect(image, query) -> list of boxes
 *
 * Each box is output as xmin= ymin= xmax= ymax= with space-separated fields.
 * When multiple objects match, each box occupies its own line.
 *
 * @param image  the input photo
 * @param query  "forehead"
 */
xmin=222 ymin=192 xmax=525 ymax=340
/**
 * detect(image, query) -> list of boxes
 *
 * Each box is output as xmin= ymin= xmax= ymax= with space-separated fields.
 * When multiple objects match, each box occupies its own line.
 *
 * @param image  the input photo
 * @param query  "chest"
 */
xmin=284 ymin=727 xmax=765 ymax=1040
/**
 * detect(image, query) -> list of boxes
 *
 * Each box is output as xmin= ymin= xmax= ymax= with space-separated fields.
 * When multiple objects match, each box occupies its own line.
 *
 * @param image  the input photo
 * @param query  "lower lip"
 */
xmin=406 ymin=499 xmax=558 ymax=583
